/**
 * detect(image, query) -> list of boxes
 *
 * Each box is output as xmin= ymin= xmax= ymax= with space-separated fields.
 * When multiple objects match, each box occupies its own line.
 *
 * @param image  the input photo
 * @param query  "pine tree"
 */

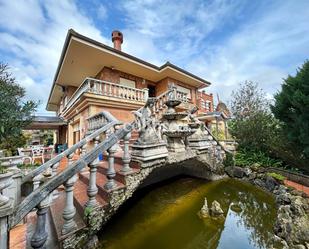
xmin=271 ymin=60 xmax=309 ymax=160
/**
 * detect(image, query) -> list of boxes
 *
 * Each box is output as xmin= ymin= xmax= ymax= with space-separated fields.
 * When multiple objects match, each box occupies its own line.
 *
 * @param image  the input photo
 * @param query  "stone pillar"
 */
xmin=86 ymin=136 xmax=99 ymax=207
xmin=143 ymin=88 xmax=149 ymax=102
xmin=121 ymin=132 xmax=132 ymax=173
xmin=62 ymin=174 xmax=78 ymax=235
xmin=0 ymin=172 xmax=14 ymax=249
xmin=104 ymin=144 xmax=117 ymax=190
xmin=30 ymin=194 xmax=52 ymax=249
xmin=33 ymin=173 xmax=43 ymax=191
xmin=51 ymin=162 xmax=60 ymax=199
xmin=80 ymin=143 xmax=88 ymax=174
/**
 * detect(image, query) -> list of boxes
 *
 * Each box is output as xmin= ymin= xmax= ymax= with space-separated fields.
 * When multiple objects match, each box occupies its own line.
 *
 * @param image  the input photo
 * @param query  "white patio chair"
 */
xmin=17 ymin=147 xmax=32 ymax=164
xmin=31 ymin=147 xmax=44 ymax=164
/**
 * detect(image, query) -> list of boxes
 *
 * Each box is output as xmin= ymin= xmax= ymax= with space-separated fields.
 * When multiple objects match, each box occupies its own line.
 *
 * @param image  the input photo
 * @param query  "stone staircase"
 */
xmin=2 ymin=86 xmax=229 ymax=249
xmin=9 ymin=137 xmax=139 ymax=249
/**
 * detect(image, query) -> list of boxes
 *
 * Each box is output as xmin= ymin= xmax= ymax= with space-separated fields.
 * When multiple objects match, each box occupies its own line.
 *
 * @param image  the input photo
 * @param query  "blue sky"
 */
xmin=0 ymin=0 xmax=309 ymax=113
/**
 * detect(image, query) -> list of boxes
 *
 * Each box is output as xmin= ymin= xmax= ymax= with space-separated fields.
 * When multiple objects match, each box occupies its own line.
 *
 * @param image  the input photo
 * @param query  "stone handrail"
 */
xmin=9 ymin=122 xmax=133 ymax=228
xmin=86 ymin=111 xmax=122 ymax=135
xmin=62 ymin=78 xmax=148 ymax=113
xmin=22 ymin=114 xmax=119 ymax=184
xmin=204 ymin=126 xmax=231 ymax=154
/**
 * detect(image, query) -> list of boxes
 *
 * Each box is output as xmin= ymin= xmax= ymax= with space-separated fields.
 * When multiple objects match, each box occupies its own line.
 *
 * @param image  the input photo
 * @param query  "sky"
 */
xmin=0 ymin=0 xmax=309 ymax=114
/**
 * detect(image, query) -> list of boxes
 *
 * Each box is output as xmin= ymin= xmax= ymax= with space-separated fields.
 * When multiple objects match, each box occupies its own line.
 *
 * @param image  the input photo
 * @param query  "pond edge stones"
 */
xmin=224 ymin=166 xmax=309 ymax=249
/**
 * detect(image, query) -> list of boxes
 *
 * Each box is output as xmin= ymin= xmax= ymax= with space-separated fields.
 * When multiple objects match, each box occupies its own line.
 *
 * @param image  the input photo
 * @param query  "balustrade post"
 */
xmin=104 ymin=144 xmax=118 ymax=190
xmin=143 ymin=88 xmax=149 ymax=102
xmin=121 ymin=132 xmax=132 ymax=173
xmin=51 ymin=162 xmax=60 ymax=198
xmin=86 ymin=136 xmax=100 ymax=207
xmin=80 ymin=143 xmax=88 ymax=174
xmin=0 ymin=172 xmax=14 ymax=249
xmin=33 ymin=173 xmax=43 ymax=191
xmin=61 ymin=174 xmax=78 ymax=235
xmin=30 ymin=193 xmax=52 ymax=249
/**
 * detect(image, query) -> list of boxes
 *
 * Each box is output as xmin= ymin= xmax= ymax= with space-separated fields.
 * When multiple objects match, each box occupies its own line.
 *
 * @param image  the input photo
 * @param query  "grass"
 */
xmin=0 ymin=166 xmax=8 ymax=174
xmin=267 ymin=172 xmax=286 ymax=182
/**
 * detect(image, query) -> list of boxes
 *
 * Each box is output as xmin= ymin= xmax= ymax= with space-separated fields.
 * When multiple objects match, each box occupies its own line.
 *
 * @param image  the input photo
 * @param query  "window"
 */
xmin=205 ymin=101 xmax=211 ymax=111
xmin=120 ymin=77 xmax=136 ymax=88
xmin=176 ymin=85 xmax=191 ymax=99
xmin=201 ymin=99 xmax=205 ymax=109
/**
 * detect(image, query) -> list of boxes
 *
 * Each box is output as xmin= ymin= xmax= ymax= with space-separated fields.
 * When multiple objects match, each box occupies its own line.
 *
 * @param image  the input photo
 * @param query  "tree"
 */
xmin=271 ymin=61 xmax=309 ymax=161
xmin=0 ymin=63 xmax=37 ymax=155
xmin=230 ymin=81 xmax=269 ymax=121
xmin=229 ymin=81 xmax=278 ymax=152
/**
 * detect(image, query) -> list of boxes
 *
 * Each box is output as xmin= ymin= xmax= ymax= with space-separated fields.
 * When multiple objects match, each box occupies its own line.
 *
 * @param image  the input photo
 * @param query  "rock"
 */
xmin=274 ymin=185 xmax=288 ymax=196
xmin=233 ymin=166 xmax=245 ymax=178
xmin=210 ymin=200 xmax=224 ymax=216
xmin=224 ymin=166 xmax=234 ymax=177
xmin=243 ymin=167 xmax=252 ymax=177
xmin=248 ymin=172 xmax=257 ymax=181
xmin=250 ymin=163 xmax=261 ymax=171
xmin=276 ymin=193 xmax=292 ymax=205
xmin=257 ymin=167 xmax=266 ymax=173
xmin=230 ymin=202 xmax=242 ymax=213
xmin=199 ymin=197 xmax=209 ymax=218
xmin=292 ymin=245 xmax=306 ymax=249
xmin=253 ymin=178 xmax=266 ymax=189
xmin=84 ymin=235 xmax=98 ymax=249
xmin=273 ymin=235 xmax=289 ymax=249
xmin=224 ymin=166 xmax=249 ymax=178
xmin=265 ymin=175 xmax=279 ymax=192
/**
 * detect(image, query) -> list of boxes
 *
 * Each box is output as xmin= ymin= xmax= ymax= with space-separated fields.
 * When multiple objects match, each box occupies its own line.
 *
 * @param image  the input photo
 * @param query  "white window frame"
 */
xmin=176 ymin=85 xmax=191 ymax=99
xmin=120 ymin=77 xmax=136 ymax=88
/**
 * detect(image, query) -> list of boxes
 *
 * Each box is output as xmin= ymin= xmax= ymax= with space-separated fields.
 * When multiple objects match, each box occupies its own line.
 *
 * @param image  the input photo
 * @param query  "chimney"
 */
xmin=112 ymin=30 xmax=123 ymax=51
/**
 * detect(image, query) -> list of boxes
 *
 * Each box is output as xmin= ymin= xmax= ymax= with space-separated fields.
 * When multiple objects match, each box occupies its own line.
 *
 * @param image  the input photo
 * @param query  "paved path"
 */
xmin=284 ymin=179 xmax=309 ymax=196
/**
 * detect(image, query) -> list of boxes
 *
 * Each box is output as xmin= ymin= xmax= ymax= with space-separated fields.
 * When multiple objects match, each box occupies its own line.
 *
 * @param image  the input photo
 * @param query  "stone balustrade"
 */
xmin=1 ymin=112 xmax=129 ymax=249
xmin=62 ymin=78 xmax=148 ymax=113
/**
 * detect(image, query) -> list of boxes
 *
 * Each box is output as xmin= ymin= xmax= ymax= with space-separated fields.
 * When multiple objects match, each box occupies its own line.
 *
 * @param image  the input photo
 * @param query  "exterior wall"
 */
xmin=95 ymin=67 xmax=155 ymax=90
xmin=167 ymin=77 xmax=197 ymax=105
xmin=155 ymin=78 xmax=169 ymax=96
xmin=197 ymin=91 xmax=214 ymax=113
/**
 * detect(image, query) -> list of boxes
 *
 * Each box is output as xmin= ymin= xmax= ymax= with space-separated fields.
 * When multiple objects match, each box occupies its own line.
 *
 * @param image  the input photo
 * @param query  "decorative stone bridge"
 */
xmin=0 ymin=85 xmax=228 ymax=249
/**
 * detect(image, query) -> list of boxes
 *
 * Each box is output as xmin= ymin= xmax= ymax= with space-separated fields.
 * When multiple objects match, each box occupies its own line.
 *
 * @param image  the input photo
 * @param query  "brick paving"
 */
xmin=284 ymin=179 xmax=309 ymax=196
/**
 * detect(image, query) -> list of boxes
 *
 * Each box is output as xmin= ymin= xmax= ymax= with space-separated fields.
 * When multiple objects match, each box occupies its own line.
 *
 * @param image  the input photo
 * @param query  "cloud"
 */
xmin=119 ymin=0 xmax=309 ymax=105
xmin=0 ymin=0 xmax=308 ymax=113
xmin=0 ymin=0 xmax=109 ymax=113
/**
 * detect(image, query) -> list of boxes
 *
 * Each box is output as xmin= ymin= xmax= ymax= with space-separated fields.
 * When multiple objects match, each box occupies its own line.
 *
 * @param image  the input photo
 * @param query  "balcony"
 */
xmin=60 ymin=78 xmax=148 ymax=114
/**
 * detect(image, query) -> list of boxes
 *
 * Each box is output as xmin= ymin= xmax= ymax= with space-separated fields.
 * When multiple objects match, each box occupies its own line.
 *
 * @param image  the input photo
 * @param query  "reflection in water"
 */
xmin=98 ymin=178 xmax=278 ymax=249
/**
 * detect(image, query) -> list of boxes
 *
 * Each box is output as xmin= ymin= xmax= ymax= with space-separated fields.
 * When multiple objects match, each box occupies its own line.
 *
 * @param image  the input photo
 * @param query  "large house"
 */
xmin=46 ymin=30 xmax=222 ymax=147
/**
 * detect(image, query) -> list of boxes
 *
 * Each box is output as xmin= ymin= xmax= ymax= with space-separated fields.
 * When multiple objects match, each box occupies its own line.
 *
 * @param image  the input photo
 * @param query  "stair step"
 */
xmin=50 ymin=190 xmax=86 ymax=241
xmin=78 ymin=171 xmax=125 ymax=201
xmin=73 ymin=179 xmax=108 ymax=215
xmin=97 ymin=161 xmax=139 ymax=185
xmin=9 ymin=223 xmax=27 ymax=249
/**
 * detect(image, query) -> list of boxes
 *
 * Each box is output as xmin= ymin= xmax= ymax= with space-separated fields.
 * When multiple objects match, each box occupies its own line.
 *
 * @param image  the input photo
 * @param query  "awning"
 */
xmin=25 ymin=116 xmax=67 ymax=130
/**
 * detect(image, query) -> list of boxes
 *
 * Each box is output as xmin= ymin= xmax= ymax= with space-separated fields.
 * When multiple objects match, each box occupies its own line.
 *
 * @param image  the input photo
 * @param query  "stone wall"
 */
xmin=225 ymin=166 xmax=309 ymax=249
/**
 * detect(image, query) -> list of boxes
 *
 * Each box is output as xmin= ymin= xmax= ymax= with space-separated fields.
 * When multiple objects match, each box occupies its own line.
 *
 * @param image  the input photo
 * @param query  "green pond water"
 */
xmin=98 ymin=177 xmax=279 ymax=249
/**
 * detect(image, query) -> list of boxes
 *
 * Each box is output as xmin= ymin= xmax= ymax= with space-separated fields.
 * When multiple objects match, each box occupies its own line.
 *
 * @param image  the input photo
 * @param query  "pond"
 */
xmin=98 ymin=177 xmax=279 ymax=249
